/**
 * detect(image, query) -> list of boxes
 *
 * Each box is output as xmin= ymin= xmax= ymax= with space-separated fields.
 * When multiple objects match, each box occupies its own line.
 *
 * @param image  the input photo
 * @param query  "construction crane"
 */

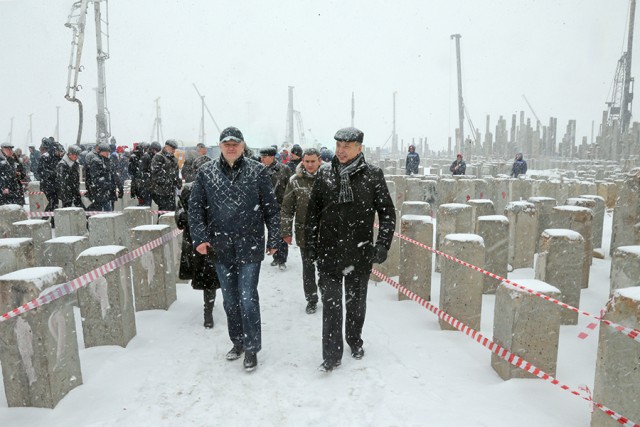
xmin=450 ymin=34 xmax=465 ymax=153
xmin=293 ymin=110 xmax=306 ymax=146
xmin=64 ymin=0 xmax=111 ymax=146
xmin=606 ymin=0 xmax=636 ymax=132
xmin=192 ymin=83 xmax=221 ymax=145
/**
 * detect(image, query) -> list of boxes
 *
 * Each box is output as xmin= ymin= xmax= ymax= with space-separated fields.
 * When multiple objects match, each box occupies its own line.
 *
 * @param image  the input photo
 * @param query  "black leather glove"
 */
xmin=372 ymin=245 xmax=388 ymax=264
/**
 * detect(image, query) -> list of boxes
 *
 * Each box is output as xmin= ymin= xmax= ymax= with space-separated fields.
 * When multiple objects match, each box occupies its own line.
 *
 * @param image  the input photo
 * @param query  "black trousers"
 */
xmin=300 ymin=247 xmax=318 ymax=304
xmin=318 ymin=270 xmax=369 ymax=363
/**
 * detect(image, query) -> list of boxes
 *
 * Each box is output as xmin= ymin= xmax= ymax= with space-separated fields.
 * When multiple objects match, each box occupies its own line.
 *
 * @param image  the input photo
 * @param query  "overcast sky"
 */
xmin=0 ymin=0 xmax=634 ymax=153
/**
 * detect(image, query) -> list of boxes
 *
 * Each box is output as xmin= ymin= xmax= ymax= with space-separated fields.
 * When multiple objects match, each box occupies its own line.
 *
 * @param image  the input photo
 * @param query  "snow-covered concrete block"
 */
xmin=0 ymin=267 xmax=82 ymax=408
xmin=551 ymin=205 xmax=593 ymax=288
xmin=475 ymin=215 xmax=509 ymax=294
xmin=439 ymin=233 xmax=484 ymax=331
xmin=579 ymin=194 xmax=605 ymax=249
xmin=0 ymin=238 xmax=34 ymax=275
xmin=399 ymin=215 xmax=432 ymax=302
xmin=610 ymin=245 xmax=640 ymax=295
xmin=528 ymin=196 xmax=557 ymax=253
xmin=42 ymin=236 xmax=90 ymax=281
xmin=504 ymin=201 xmax=537 ymax=269
xmin=535 ymin=229 xmax=584 ymax=325
xmin=466 ymin=199 xmax=495 ymax=227
xmin=491 ymin=279 xmax=561 ymax=380
xmin=591 ymin=287 xmax=640 ymax=427
xmin=75 ymin=245 xmax=136 ymax=348
xmin=12 ymin=219 xmax=52 ymax=265
xmin=88 ymin=213 xmax=127 ymax=248
xmin=53 ymin=207 xmax=87 ymax=238
xmin=130 ymin=225 xmax=176 ymax=311
xmin=0 ymin=204 xmax=28 ymax=238
xmin=158 ymin=212 xmax=181 ymax=278
xmin=436 ymin=203 xmax=473 ymax=272
xmin=27 ymin=181 xmax=46 ymax=213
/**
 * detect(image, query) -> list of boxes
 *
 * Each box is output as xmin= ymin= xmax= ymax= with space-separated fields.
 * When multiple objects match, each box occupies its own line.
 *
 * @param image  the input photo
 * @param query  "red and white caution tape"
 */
xmin=26 ymin=210 xmax=173 ymax=218
xmin=372 ymin=268 xmax=640 ymax=427
xmin=380 ymin=225 xmax=640 ymax=345
xmin=0 ymin=227 xmax=182 ymax=323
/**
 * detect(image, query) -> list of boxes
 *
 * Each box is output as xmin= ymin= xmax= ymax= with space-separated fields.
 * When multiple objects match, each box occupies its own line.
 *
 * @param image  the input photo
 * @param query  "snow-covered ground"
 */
xmin=0 ymin=211 xmax=620 ymax=426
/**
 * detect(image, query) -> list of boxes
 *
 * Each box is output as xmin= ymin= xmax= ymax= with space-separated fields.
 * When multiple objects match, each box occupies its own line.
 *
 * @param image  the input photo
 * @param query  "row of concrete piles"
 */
xmin=374 ymin=168 xmax=640 ymax=426
xmin=0 ymin=204 xmax=180 ymax=409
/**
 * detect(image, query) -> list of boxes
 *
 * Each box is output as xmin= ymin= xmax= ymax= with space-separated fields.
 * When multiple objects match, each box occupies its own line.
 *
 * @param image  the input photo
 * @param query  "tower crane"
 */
xmin=606 ymin=0 xmax=636 ymax=132
xmin=64 ymin=0 xmax=111 ymax=146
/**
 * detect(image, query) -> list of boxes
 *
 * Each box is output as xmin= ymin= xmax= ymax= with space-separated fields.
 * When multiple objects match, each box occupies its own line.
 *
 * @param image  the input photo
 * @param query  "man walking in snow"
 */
xmin=188 ymin=126 xmax=280 ymax=372
xmin=281 ymin=148 xmax=322 ymax=314
xmin=305 ymin=127 xmax=396 ymax=372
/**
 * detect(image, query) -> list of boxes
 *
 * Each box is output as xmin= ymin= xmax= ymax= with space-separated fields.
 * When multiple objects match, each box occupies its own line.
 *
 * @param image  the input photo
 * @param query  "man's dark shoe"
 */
xmin=270 ymin=260 xmax=278 ymax=267
xmin=243 ymin=352 xmax=258 ymax=372
xmin=226 ymin=345 xmax=244 ymax=361
xmin=351 ymin=346 xmax=365 ymax=360
xmin=305 ymin=302 xmax=317 ymax=314
xmin=203 ymin=309 xmax=214 ymax=329
xmin=318 ymin=359 xmax=341 ymax=372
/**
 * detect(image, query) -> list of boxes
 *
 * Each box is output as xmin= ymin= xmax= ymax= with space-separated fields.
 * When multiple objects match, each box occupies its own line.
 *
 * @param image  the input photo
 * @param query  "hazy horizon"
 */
xmin=0 ymin=0 xmax=634 ymax=154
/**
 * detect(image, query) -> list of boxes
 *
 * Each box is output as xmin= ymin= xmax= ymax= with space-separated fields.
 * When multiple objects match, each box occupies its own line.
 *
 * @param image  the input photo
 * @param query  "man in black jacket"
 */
xmin=306 ymin=127 xmax=396 ymax=372
xmin=259 ymin=146 xmax=292 ymax=270
xmin=56 ymin=145 xmax=85 ymax=208
xmin=87 ymin=143 xmax=117 ymax=211
xmin=150 ymin=139 xmax=181 ymax=212
xmin=0 ymin=142 xmax=24 ymax=206
xmin=189 ymin=126 xmax=280 ymax=372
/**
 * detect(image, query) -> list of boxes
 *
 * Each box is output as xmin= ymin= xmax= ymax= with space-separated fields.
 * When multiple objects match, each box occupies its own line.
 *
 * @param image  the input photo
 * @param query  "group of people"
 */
xmin=180 ymin=126 xmax=396 ymax=373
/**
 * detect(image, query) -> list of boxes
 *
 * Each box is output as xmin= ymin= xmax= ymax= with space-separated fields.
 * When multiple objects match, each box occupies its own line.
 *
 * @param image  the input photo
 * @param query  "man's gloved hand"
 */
xmin=117 ymin=188 xmax=124 ymax=199
xmin=372 ymin=245 xmax=388 ymax=264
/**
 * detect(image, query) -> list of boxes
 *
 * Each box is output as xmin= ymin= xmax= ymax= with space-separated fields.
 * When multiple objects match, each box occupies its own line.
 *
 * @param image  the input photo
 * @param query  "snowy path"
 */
xmin=0 ymin=215 xmax=616 ymax=427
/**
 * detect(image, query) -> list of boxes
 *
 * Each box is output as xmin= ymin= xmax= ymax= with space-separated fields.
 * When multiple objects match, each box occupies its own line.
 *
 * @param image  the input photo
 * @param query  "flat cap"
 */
xmin=259 ymin=147 xmax=277 ymax=156
xmin=1 ymin=142 xmax=14 ymax=149
xmin=334 ymin=127 xmax=364 ymax=143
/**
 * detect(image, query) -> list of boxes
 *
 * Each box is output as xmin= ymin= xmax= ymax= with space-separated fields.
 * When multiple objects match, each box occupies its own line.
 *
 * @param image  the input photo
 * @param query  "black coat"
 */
xmin=150 ymin=151 xmax=181 ymax=196
xmin=0 ymin=151 xmax=24 ymax=206
xmin=56 ymin=155 xmax=83 ymax=207
xmin=305 ymin=155 xmax=396 ymax=275
xmin=188 ymin=155 xmax=281 ymax=266
xmin=175 ymin=182 xmax=220 ymax=290
xmin=38 ymin=150 xmax=59 ymax=195
xmin=128 ymin=151 xmax=142 ymax=198
xmin=88 ymin=154 xmax=116 ymax=205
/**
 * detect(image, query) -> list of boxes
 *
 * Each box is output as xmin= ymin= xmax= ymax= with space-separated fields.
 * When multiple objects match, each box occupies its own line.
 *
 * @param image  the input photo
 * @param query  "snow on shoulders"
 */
xmin=79 ymin=245 xmax=127 ymax=257
xmin=0 ymin=237 xmax=32 ymax=248
xmin=47 ymin=236 xmax=87 ymax=244
xmin=401 ymin=214 xmax=433 ymax=224
xmin=506 ymin=279 xmax=560 ymax=295
xmin=542 ymin=229 xmax=583 ymax=240
xmin=445 ymin=233 xmax=484 ymax=245
xmin=0 ymin=266 xmax=63 ymax=290
xmin=131 ymin=224 xmax=169 ymax=231
xmin=616 ymin=287 xmax=640 ymax=301
xmin=615 ymin=245 xmax=640 ymax=256
xmin=477 ymin=215 xmax=508 ymax=223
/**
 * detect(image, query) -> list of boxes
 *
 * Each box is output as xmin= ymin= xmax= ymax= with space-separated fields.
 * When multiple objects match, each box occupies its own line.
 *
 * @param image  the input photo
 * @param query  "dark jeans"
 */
xmin=215 ymin=261 xmax=262 ymax=353
xmin=318 ymin=270 xmax=369 ymax=363
xmin=272 ymin=238 xmax=288 ymax=264
xmin=152 ymin=193 xmax=176 ymax=212
xmin=300 ymin=247 xmax=318 ymax=304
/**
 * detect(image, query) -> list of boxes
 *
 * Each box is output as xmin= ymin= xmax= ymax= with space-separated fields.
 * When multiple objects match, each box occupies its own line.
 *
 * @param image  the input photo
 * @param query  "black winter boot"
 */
xmin=203 ymin=288 xmax=215 ymax=329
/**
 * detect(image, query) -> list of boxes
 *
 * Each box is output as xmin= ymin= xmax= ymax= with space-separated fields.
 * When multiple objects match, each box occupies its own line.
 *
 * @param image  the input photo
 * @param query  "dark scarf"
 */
xmin=336 ymin=153 xmax=366 ymax=204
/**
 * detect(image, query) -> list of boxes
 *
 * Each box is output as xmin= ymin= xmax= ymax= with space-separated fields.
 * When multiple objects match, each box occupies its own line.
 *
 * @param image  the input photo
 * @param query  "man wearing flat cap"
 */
xmin=305 ymin=126 xmax=396 ymax=372
xmin=189 ymin=126 xmax=281 ymax=372
xmin=0 ymin=142 xmax=25 ymax=206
